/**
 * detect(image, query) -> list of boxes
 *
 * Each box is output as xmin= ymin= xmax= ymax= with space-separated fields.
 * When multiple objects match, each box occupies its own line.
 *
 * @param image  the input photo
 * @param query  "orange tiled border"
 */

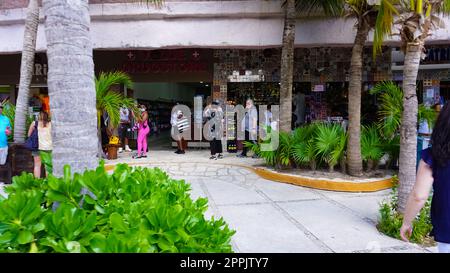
xmin=104 ymin=163 xmax=394 ymax=192
xmin=252 ymin=167 xmax=394 ymax=192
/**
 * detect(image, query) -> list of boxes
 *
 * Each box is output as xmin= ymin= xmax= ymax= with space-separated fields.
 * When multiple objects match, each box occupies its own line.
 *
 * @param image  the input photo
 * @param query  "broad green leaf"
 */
xmin=110 ymin=213 xmax=128 ymax=232
xmin=18 ymin=230 xmax=33 ymax=244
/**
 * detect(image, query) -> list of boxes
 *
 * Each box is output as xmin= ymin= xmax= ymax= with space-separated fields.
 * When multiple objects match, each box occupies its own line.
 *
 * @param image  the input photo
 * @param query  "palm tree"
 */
xmin=279 ymin=0 xmax=343 ymax=132
xmin=344 ymin=0 xmax=399 ymax=176
xmin=13 ymin=0 xmax=40 ymax=143
xmin=393 ymin=0 xmax=450 ymax=213
xmin=42 ymin=0 xmax=163 ymax=177
xmin=43 ymin=0 xmax=98 ymax=177
xmin=95 ymin=71 xmax=137 ymax=157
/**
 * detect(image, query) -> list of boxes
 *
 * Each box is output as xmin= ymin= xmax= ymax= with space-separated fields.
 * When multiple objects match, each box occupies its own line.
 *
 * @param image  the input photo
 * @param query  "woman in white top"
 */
xmin=28 ymin=111 xmax=52 ymax=178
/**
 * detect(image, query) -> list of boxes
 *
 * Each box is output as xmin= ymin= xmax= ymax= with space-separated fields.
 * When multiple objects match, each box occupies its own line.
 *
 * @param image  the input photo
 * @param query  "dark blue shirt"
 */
xmin=421 ymin=148 xmax=450 ymax=243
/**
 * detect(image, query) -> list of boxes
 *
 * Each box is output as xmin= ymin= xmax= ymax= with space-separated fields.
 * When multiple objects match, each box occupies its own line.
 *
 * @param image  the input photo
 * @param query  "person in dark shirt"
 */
xmin=400 ymin=102 xmax=450 ymax=253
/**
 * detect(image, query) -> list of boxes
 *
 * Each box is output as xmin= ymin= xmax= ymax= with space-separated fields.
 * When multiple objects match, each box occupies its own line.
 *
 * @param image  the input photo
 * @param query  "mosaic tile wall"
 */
xmin=213 ymin=47 xmax=392 ymax=101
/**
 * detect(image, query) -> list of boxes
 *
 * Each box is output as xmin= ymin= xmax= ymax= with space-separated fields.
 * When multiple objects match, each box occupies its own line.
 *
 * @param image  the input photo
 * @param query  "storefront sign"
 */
xmin=121 ymin=62 xmax=208 ymax=74
xmin=121 ymin=49 xmax=208 ymax=74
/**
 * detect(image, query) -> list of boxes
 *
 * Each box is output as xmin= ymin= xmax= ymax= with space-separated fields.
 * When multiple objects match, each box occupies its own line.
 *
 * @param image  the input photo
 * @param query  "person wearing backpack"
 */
xmin=27 ymin=111 xmax=52 ymax=178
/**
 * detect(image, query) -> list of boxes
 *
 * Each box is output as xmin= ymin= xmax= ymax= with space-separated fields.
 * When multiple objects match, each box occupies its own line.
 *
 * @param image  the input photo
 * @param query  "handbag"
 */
xmin=25 ymin=121 xmax=39 ymax=151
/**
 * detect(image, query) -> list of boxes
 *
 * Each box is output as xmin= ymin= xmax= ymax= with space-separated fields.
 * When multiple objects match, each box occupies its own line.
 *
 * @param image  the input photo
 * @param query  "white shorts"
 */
xmin=0 ymin=146 xmax=8 ymax=165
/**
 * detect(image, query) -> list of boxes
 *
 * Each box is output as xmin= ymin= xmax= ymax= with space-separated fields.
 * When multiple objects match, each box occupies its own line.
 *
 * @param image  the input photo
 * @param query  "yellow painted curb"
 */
xmin=252 ymin=168 xmax=394 ymax=192
xmin=104 ymin=162 xmax=394 ymax=192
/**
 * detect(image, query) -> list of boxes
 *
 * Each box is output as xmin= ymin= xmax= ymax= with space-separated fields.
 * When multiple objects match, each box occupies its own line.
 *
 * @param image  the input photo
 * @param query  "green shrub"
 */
xmin=314 ymin=123 xmax=347 ymax=172
xmin=244 ymin=127 xmax=294 ymax=169
xmin=361 ymin=125 xmax=384 ymax=170
xmin=249 ymin=123 xmax=348 ymax=172
xmin=0 ymin=163 xmax=235 ymax=253
xmin=377 ymin=177 xmax=433 ymax=245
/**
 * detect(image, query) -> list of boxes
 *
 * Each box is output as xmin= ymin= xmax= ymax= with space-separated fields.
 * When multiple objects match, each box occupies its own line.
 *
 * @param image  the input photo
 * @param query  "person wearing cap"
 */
xmin=0 ymin=104 xmax=12 ymax=165
xmin=203 ymin=99 xmax=224 ymax=160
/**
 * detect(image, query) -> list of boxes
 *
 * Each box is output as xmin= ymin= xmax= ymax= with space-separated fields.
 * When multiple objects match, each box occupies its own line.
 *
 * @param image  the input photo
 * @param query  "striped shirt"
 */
xmin=177 ymin=117 xmax=190 ymax=133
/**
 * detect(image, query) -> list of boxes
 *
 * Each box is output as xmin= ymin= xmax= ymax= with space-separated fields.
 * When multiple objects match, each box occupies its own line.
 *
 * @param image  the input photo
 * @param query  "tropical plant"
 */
xmin=13 ymin=0 xmax=40 ymax=143
xmin=314 ymin=123 xmax=347 ymax=172
xmin=291 ymin=124 xmax=320 ymax=170
xmin=244 ymin=129 xmax=294 ymax=169
xmin=391 ymin=0 xmax=450 ymax=213
xmin=278 ymin=0 xmax=344 ymax=132
xmin=361 ymin=125 xmax=384 ymax=170
xmin=95 ymin=71 xmax=138 ymax=157
xmin=0 ymin=163 xmax=235 ymax=253
xmin=370 ymin=81 xmax=437 ymax=138
xmin=377 ymin=176 xmax=433 ymax=245
xmin=344 ymin=0 xmax=399 ymax=176
xmin=95 ymin=71 xmax=137 ymax=130
xmin=1 ymin=100 xmax=34 ymax=142
xmin=369 ymin=81 xmax=438 ymax=171
xmin=369 ymin=81 xmax=403 ymax=138
xmin=42 ymin=0 xmax=163 ymax=176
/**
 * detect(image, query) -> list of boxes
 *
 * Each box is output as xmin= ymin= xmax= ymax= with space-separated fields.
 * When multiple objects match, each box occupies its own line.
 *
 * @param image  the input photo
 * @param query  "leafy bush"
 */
xmin=370 ymin=81 xmax=438 ymax=168
xmin=244 ymin=127 xmax=294 ymax=169
xmin=248 ymin=123 xmax=348 ymax=172
xmin=361 ymin=125 xmax=384 ymax=170
xmin=377 ymin=177 xmax=433 ymax=245
xmin=291 ymin=124 xmax=319 ymax=170
xmin=314 ymin=123 xmax=347 ymax=172
xmin=0 ymin=163 xmax=235 ymax=253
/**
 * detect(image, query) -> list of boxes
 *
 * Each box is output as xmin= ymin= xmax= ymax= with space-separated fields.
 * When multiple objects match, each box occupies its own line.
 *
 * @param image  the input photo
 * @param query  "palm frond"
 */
xmin=95 ymin=71 xmax=133 ymax=103
xmin=369 ymin=81 xmax=403 ymax=138
xmin=373 ymin=0 xmax=400 ymax=57
xmin=361 ymin=125 xmax=384 ymax=161
xmin=314 ymin=123 xmax=345 ymax=169
xmin=95 ymin=71 xmax=136 ymax=128
xmin=294 ymin=0 xmax=345 ymax=16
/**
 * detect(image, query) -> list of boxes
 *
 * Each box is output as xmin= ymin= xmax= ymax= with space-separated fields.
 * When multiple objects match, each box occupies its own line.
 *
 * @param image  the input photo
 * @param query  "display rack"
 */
xmin=225 ymin=110 xmax=237 ymax=153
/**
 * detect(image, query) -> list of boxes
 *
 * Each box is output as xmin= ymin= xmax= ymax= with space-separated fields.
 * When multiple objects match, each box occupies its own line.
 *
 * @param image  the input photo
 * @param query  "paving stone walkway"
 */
xmin=106 ymin=150 xmax=437 ymax=253
xmin=0 ymin=150 xmax=438 ymax=253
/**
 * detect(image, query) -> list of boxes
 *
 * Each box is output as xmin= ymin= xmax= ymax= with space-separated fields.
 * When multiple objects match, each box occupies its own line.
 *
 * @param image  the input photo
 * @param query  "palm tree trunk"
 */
xmin=347 ymin=20 xmax=369 ymax=177
xmin=279 ymin=0 xmax=295 ymax=133
xmin=398 ymin=42 xmax=422 ymax=213
xmin=43 ymin=0 xmax=98 ymax=177
xmin=14 ymin=0 xmax=39 ymax=143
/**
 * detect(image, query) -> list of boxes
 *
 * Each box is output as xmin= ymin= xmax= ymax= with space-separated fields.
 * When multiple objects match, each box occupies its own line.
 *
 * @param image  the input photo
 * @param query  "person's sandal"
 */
xmin=209 ymin=155 xmax=216 ymax=160
xmin=217 ymin=154 xmax=223 ymax=159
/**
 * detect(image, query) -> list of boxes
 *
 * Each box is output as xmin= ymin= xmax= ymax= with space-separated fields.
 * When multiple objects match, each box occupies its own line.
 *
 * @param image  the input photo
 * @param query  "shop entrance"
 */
xmin=131 ymin=82 xmax=212 ymax=150
xmin=440 ymin=81 xmax=450 ymax=103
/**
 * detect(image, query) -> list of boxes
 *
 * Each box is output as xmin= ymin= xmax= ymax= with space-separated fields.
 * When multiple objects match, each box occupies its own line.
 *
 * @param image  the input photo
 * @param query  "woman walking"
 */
xmin=400 ymin=102 xmax=450 ymax=253
xmin=27 ymin=111 xmax=52 ymax=177
xmin=133 ymin=104 xmax=149 ymax=158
